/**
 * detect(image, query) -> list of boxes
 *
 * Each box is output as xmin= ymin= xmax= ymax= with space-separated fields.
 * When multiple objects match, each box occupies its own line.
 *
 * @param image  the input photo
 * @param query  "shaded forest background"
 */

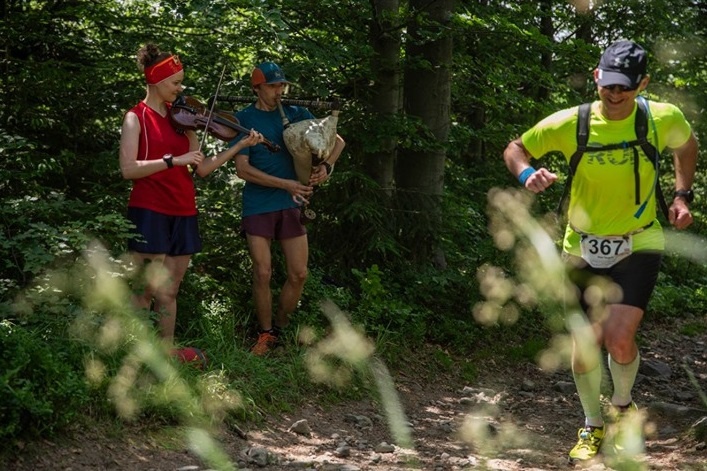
xmin=1 ymin=0 xmax=706 ymax=459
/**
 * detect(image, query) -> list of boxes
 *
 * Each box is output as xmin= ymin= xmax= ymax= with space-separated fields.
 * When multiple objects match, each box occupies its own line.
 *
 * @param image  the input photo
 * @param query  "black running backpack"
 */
xmin=556 ymin=97 xmax=669 ymax=219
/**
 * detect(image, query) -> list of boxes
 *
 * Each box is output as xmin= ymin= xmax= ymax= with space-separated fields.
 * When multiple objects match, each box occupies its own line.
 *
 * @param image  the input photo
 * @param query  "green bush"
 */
xmin=0 ymin=321 xmax=90 ymax=440
xmin=649 ymin=270 xmax=707 ymax=318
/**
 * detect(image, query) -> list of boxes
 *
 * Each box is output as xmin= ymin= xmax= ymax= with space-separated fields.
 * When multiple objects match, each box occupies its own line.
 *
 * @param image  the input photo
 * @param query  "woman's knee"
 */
xmin=155 ymin=285 xmax=180 ymax=305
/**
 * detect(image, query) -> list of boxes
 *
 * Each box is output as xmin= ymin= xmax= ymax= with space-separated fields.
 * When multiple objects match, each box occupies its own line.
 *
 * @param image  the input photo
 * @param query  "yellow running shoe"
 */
xmin=568 ymin=426 xmax=605 ymax=462
xmin=605 ymin=402 xmax=646 ymax=466
xmin=607 ymin=401 xmax=639 ymax=423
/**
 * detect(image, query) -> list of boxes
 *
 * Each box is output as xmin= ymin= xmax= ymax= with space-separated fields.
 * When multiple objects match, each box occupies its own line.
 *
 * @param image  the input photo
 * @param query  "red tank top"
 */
xmin=126 ymin=102 xmax=196 ymax=215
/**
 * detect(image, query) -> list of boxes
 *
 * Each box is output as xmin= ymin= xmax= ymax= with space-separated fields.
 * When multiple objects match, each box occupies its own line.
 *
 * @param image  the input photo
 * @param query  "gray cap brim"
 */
xmin=597 ymin=69 xmax=638 ymax=88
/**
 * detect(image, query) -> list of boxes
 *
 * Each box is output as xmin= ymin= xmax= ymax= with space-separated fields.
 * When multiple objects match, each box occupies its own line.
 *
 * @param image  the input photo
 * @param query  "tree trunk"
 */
xmin=364 ymin=0 xmax=401 ymax=192
xmin=573 ymin=3 xmax=595 ymax=97
xmin=538 ymin=0 xmax=553 ymax=102
xmin=463 ymin=104 xmax=486 ymax=168
xmin=397 ymin=0 xmax=454 ymax=267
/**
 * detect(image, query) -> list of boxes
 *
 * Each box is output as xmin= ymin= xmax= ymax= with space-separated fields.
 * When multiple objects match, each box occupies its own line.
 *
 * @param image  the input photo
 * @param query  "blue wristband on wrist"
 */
xmin=518 ymin=167 xmax=536 ymax=185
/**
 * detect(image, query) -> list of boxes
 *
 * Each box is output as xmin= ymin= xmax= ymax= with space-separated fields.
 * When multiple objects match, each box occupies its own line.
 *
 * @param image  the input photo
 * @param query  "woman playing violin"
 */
xmin=119 ymin=43 xmax=262 ymax=345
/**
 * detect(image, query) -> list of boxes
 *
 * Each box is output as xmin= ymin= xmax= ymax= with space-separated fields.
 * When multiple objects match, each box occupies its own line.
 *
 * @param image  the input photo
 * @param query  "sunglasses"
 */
xmin=602 ymin=84 xmax=637 ymax=93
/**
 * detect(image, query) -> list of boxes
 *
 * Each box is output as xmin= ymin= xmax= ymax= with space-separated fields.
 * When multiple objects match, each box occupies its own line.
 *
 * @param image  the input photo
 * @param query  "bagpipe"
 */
xmin=212 ymin=95 xmax=341 ymax=223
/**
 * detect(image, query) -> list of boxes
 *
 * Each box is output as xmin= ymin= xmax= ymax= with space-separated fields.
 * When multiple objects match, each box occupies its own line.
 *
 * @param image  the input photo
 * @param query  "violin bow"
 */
xmin=199 ymin=64 xmax=228 ymax=152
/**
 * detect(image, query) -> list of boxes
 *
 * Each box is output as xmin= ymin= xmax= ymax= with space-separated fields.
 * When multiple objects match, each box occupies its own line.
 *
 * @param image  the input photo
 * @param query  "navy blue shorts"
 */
xmin=565 ymin=251 xmax=662 ymax=311
xmin=241 ymin=208 xmax=306 ymax=240
xmin=127 ymin=207 xmax=202 ymax=256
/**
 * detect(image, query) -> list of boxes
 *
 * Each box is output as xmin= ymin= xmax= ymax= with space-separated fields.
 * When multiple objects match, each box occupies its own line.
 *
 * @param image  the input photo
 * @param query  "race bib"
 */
xmin=579 ymin=234 xmax=633 ymax=268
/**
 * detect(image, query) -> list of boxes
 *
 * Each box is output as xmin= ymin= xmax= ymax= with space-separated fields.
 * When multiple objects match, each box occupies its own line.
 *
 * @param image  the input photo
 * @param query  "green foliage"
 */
xmin=0 ymin=321 xmax=90 ymax=441
xmin=459 ymin=360 xmax=479 ymax=384
xmin=679 ymin=320 xmax=706 ymax=337
xmin=349 ymin=264 xmax=426 ymax=343
xmin=431 ymin=347 xmax=454 ymax=370
xmin=649 ymin=271 xmax=707 ymax=318
xmin=1 ymin=0 xmax=706 ymax=453
xmin=505 ymin=336 xmax=548 ymax=363
xmin=0 ymin=193 xmax=135 ymax=297
xmin=306 ymin=170 xmax=406 ymax=272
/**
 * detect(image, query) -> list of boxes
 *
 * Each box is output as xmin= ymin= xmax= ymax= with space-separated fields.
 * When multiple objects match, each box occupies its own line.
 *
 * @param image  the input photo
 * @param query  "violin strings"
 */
xmin=199 ymin=65 xmax=228 ymax=152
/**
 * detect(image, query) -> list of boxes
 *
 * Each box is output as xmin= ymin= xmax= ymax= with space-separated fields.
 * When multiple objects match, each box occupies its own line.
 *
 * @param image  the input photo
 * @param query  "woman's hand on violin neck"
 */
xmin=177 ymin=150 xmax=205 ymax=167
xmin=235 ymin=130 xmax=264 ymax=151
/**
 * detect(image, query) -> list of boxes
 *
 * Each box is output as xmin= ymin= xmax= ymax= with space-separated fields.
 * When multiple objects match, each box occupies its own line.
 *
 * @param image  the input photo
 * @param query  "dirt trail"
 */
xmin=4 ymin=316 xmax=706 ymax=470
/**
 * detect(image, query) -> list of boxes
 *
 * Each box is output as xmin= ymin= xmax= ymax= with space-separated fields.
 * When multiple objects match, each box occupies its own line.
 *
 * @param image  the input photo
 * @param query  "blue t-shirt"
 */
xmin=231 ymin=104 xmax=315 ymax=216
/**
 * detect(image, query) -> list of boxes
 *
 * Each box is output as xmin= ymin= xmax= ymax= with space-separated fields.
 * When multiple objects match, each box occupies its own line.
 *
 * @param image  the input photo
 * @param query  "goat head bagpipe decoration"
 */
xmin=276 ymin=99 xmax=340 ymax=185
xmin=278 ymin=98 xmax=340 ymax=223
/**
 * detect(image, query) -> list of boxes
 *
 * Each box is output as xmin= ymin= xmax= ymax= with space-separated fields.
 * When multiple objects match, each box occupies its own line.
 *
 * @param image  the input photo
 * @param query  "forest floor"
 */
xmin=3 ymin=314 xmax=706 ymax=471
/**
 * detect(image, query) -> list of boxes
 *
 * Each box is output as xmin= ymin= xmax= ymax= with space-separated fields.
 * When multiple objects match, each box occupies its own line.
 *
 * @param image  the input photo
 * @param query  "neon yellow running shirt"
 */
xmin=521 ymin=100 xmax=692 ymax=256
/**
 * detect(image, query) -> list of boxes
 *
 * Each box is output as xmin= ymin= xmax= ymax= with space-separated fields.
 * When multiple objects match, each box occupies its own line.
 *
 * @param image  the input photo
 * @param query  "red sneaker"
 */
xmin=170 ymin=347 xmax=208 ymax=369
xmin=251 ymin=331 xmax=278 ymax=356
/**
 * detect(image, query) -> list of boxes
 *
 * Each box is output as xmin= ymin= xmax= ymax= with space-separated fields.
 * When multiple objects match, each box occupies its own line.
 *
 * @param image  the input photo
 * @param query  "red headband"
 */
xmin=144 ymin=55 xmax=183 ymax=85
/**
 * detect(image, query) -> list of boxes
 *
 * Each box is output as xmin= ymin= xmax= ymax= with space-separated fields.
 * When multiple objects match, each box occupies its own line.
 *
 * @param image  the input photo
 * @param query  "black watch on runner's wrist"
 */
xmin=323 ymin=162 xmax=332 ymax=175
xmin=674 ymin=189 xmax=694 ymax=203
xmin=163 ymin=154 xmax=174 ymax=168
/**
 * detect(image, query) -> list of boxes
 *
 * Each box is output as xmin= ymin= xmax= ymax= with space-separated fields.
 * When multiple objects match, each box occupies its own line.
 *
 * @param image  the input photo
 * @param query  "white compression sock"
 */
xmin=608 ymin=352 xmax=640 ymax=406
xmin=573 ymin=364 xmax=604 ymax=428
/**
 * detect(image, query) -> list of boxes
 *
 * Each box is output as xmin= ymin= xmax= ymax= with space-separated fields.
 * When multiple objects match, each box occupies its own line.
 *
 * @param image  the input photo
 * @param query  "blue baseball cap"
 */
xmin=251 ymin=62 xmax=289 ymax=87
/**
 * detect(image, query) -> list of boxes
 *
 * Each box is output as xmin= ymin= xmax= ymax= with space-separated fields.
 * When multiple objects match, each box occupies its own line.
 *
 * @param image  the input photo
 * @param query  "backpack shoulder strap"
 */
xmin=634 ymin=98 xmax=655 ymax=167
xmin=635 ymin=97 xmax=670 ymax=219
xmin=635 ymin=98 xmax=648 ymax=134
xmin=570 ymin=103 xmax=592 ymax=175
xmin=556 ymin=103 xmax=591 ymax=214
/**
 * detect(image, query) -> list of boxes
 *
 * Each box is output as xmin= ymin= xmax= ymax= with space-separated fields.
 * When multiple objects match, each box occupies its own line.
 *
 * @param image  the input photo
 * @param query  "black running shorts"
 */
xmin=564 ymin=251 xmax=662 ymax=312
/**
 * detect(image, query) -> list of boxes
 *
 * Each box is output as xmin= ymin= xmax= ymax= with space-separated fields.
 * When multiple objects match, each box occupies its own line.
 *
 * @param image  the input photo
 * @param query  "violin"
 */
xmin=169 ymin=95 xmax=280 ymax=152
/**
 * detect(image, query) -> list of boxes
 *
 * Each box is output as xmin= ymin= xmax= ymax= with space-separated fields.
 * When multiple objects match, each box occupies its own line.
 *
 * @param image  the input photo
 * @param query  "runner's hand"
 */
xmin=669 ymin=200 xmax=693 ymax=230
xmin=524 ymin=167 xmax=557 ymax=193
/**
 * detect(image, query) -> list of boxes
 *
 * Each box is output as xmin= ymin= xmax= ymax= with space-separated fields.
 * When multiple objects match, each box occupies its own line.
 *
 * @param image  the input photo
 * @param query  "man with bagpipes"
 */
xmin=229 ymin=62 xmax=345 ymax=356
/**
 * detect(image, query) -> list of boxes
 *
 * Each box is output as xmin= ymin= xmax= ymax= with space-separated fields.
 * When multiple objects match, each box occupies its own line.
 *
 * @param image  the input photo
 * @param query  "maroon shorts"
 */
xmin=241 ymin=208 xmax=306 ymax=240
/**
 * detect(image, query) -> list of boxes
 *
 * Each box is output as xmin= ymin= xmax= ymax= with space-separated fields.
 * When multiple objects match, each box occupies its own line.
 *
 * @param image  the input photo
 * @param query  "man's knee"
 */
xmin=288 ymin=267 xmax=308 ymax=286
xmin=605 ymin=333 xmax=636 ymax=359
xmin=253 ymin=265 xmax=273 ymax=284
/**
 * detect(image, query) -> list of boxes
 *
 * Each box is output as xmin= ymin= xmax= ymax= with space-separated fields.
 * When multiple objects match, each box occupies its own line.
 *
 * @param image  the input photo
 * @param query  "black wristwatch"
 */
xmin=674 ymin=189 xmax=694 ymax=203
xmin=163 ymin=154 xmax=174 ymax=169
